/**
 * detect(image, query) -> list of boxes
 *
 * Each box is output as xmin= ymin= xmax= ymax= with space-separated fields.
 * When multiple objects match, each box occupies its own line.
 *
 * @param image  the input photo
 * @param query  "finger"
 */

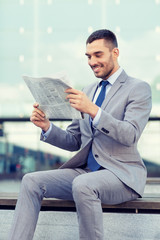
xmin=30 ymin=115 xmax=40 ymax=122
xmin=30 ymin=113 xmax=44 ymax=122
xmin=33 ymin=102 xmax=39 ymax=108
xmin=33 ymin=103 xmax=45 ymax=116
xmin=66 ymin=94 xmax=80 ymax=100
xmin=32 ymin=110 xmax=45 ymax=121
xmin=66 ymin=91 xmax=84 ymax=101
xmin=65 ymin=88 xmax=80 ymax=95
xmin=32 ymin=107 xmax=45 ymax=118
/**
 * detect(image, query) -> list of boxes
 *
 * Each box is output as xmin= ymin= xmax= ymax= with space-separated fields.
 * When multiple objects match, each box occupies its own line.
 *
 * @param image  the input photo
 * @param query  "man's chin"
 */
xmin=93 ymin=72 xmax=102 ymax=78
xmin=94 ymin=71 xmax=112 ymax=80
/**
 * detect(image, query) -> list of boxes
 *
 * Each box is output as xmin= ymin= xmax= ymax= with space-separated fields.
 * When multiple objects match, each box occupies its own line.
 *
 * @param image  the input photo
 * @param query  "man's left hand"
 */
xmin=65 ymin=88 xmax=99 ymax=119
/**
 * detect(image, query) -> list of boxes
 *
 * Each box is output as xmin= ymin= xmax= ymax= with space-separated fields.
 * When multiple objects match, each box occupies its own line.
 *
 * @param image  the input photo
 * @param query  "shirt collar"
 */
xmin=98 ymin=67 xmax=123 ymax=87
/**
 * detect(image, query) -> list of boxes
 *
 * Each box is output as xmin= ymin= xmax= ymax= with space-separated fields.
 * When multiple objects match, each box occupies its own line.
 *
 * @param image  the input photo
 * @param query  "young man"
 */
xmin=9 ymin=29 xmax=152 ymax=240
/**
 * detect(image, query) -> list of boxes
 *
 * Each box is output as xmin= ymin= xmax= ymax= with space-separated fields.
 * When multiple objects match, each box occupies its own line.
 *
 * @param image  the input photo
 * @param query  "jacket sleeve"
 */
xmin=40 ymin=119 xmax=82 ymax=151
xmin=96 ymin=81 xmax=152 ymax=147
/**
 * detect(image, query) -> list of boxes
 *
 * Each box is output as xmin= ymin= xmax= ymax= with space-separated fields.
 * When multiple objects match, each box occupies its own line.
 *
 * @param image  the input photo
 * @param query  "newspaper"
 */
xmin=23 ymin=75 xmax=82 ymax=119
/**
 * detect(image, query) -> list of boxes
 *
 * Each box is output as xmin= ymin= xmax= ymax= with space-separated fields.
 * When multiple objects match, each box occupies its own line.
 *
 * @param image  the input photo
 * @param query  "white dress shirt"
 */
xmin=92 ymin=67 xmax=123 ymax=127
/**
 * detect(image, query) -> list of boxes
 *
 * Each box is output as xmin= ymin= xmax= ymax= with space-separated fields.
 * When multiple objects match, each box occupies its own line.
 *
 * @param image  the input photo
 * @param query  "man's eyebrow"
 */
xmin=85 ymin=51 xmax=103 ymax=56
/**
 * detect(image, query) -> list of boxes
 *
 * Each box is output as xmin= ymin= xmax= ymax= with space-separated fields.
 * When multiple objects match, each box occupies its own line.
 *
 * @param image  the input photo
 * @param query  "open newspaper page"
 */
xmin=23 ymin=76 xmax=82 ymax=119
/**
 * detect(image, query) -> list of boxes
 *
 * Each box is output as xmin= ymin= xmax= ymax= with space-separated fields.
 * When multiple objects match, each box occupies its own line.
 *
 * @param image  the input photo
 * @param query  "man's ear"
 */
xmin=112 ymin=48 xmax=119 ymax=58
xmin=113 ymin=48 xmax=119 ymax=56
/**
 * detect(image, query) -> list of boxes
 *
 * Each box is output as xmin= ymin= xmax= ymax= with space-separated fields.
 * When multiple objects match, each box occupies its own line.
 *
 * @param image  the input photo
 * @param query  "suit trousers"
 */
xmin=9 ymin=168 xmax=139 ymax=240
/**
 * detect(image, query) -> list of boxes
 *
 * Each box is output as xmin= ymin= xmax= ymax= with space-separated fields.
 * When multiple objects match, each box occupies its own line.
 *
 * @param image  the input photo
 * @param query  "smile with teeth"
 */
xmin=92 ymin=66 xmax=101 ymax=73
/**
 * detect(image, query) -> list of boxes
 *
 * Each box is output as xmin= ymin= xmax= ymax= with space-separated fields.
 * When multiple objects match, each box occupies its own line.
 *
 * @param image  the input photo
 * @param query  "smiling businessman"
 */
xmin=9 ymin=29 xmax=152 ymax=240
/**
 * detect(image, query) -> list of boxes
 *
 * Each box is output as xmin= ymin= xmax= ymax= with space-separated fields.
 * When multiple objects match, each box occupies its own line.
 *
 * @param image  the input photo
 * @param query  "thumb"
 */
xmin=33 ymin=102 xmax=39 ymax=108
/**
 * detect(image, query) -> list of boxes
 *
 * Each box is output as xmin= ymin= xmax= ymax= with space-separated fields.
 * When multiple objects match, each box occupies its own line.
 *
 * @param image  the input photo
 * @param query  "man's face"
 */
xmin=85 ymin=39 xmax=118 ymax=80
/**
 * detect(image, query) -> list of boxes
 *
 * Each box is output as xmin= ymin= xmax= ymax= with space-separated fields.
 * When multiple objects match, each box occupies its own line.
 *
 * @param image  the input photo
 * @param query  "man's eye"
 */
xmin=96 ymin=54 xmax=102 ymax=58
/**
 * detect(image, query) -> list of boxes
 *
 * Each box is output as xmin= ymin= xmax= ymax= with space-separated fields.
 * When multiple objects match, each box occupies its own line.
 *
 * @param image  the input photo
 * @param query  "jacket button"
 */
xmin=95 ymin=154 xmax=99 ymax=158
xmin=101 ymin=127 xmax=109 ymax=134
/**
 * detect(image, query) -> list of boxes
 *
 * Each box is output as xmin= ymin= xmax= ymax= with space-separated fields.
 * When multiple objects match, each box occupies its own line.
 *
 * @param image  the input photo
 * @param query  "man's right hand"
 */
xmin=30 ymin=103 xmax=50 ymax=132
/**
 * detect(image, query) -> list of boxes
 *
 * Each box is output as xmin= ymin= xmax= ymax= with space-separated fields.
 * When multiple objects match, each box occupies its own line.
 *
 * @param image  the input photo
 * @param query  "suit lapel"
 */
xmin=84 ymin=70 xmax=128 ymax=125
xmin=88 ymin=82 xmax=98 ymax=101
xmin=101 ymin=70 xmax=128 ymax=108
xmin=85 ymin=82 xmax=98 ymax=132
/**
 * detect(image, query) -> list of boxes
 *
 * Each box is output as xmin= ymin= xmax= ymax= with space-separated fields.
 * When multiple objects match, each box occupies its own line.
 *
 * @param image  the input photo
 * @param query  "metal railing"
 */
xmin=0 ymin=117 xmax=160 ymax=178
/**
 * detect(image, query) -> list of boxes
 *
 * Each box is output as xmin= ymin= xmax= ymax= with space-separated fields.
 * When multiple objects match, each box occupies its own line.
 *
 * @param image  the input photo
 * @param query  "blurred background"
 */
xmin=0 ymin=0 xmax=160 ymax=191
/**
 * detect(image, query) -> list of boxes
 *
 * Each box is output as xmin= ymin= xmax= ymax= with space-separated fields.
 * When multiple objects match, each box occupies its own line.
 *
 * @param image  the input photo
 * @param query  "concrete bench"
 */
xmin=0 ymin=192 xmax=160 ymax=214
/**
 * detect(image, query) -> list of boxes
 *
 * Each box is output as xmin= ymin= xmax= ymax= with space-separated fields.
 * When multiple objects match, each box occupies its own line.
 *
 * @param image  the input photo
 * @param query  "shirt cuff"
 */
xmin=92 ymin=108 xmax=102 ymax=128
xmin=42 ymin=122 xmax=52 ymax=140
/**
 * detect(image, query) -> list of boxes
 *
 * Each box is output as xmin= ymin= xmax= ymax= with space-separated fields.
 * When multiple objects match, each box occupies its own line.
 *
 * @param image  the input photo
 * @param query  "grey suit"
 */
xmin=43 ymin=70 xmax=152 ymax=196
xmin=9 ymin=70 xmax=152 ymax=240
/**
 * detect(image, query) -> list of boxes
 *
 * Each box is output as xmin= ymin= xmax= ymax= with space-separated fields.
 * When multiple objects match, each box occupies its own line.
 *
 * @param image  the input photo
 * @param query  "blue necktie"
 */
xmin=87 ymin=81 xmax=109 ymax=171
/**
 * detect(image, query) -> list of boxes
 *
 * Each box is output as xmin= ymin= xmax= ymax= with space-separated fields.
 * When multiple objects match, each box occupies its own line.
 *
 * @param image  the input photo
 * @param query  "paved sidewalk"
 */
xmin=1 ymin=210 xmax=160 ymax=240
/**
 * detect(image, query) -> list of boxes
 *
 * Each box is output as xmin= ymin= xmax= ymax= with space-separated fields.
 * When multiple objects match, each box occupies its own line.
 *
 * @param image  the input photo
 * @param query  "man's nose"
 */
xmin=88 ymin=57 xmax=98 ymax=67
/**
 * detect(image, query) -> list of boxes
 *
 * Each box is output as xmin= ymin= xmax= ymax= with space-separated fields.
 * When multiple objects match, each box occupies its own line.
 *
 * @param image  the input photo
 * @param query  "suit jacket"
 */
xmin=41 ymin=70 xmax=152 ymax=196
